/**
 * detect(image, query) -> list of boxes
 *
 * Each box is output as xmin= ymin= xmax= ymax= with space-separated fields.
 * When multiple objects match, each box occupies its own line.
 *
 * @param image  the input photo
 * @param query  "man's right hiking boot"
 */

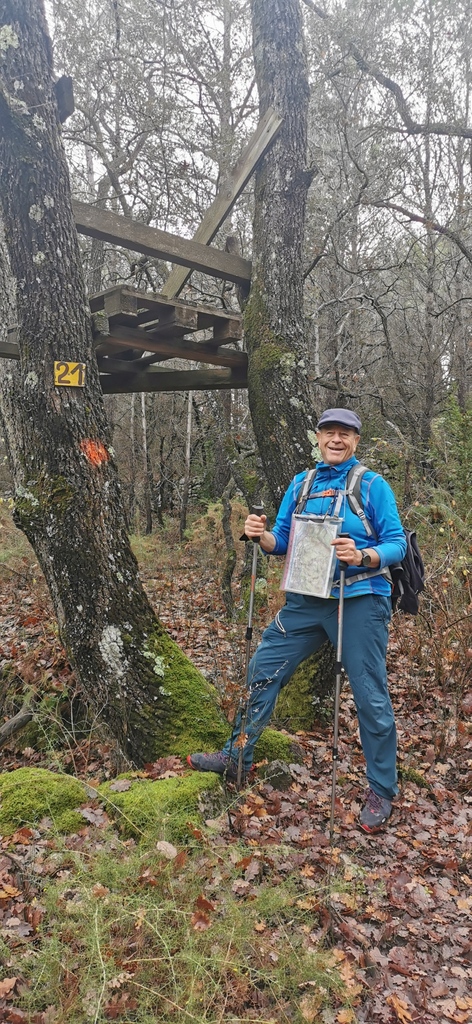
xmin=187 ymin=750 xmax=242 ymax=783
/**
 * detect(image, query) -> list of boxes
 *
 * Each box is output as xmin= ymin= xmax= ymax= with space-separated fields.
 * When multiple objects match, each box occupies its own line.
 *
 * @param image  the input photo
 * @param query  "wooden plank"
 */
xmin=103 ymin=288 xmax=138 ymax=327
xmin=97 ymin=357 xmax=176 ymax=374
xmin=141 ymin=306 xmax=199 ymax=336
xmin=0 ymin=339 xmax=19 ymax=359
xmin=121 ymin=285 xmax=241 ymax=322
xmin=100 ymin=367 xmax=247 ymax=394
xmin=74 ymin=202 xmax=252 ymax=285
xmin=89 ymin=286 xmax=243 ymax=339
xmin=161 ymin=107 xmax=283 ymax=298
xmin=95 ymin=326 xmax=247 ymax=369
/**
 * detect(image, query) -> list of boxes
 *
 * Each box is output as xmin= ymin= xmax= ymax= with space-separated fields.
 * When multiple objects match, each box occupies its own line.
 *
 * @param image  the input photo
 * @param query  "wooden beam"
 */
xmin=89 ymin=286 xmax=242 ymax=340
xmin=0 ymin=339 xmax=19 ymax=359
xmin=97 ymin=357 xmax=177 ymax=374
xmin=100 ymin=367 xmax=247 ymax=394
xmin=161 ymin=107 xmax=283 ymax=298
xmin=94 ymin=326 xmax=247 ymax=369
xmin=73 ymin=201 xmax=252 ymax=285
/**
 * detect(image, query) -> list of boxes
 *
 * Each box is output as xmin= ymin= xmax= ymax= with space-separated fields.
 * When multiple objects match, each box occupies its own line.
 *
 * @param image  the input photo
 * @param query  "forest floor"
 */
xmin=0 ymin=514 xmax=471 ymax=1024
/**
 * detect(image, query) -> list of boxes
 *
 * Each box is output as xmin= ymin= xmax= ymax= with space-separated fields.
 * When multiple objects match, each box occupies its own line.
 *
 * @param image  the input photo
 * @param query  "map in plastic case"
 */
xmin=281 ymin=515 xmax=342 ymax=599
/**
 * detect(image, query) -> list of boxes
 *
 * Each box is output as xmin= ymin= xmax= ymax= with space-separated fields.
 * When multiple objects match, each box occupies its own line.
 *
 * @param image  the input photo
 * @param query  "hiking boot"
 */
xmin=359 ymin=788 xmax=392 ymax=833
xmin=187 ymin=751 xmax=242 ymax=783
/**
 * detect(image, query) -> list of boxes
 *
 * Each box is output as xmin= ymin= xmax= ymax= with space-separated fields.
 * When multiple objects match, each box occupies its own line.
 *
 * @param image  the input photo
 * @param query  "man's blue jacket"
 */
xmin=271 ymin=456 xmax=407 ymax=599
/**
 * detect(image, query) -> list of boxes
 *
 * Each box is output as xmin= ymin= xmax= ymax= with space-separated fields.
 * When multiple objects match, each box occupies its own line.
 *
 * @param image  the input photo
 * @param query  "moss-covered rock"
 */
xmin=254 ymin=727 xmax=303 ymax=765
xmin=99 ymin=770 xmax=226 ymax=843
xmin=274 ymin=644 xmax=336 ymax=730
xmin=274 ymin=666 xmax=317 ymax=732
xmin=0 ymin=767 xmax=86 ymax=836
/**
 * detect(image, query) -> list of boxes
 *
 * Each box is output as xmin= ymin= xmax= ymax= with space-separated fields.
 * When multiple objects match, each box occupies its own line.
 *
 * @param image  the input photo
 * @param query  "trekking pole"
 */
xmin=329 ymin=533 xmax=350 ymax=842
xmin=236 ymin=501 xmax=264 ymax=789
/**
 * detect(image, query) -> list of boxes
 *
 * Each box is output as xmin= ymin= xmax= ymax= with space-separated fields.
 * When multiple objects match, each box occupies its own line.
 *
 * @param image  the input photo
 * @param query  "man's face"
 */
xmin=316 ymin=425 xmax=360 ymax=464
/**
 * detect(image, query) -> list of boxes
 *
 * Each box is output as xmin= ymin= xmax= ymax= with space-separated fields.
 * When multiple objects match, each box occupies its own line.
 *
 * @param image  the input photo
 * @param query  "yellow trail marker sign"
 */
xmin=54 ymin=362 xmax=86 ymax=386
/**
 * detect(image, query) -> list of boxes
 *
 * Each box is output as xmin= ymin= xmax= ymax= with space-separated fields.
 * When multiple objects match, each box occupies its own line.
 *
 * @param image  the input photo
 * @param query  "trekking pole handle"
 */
xmin=251 ymin=501 xmax=264 ymax=542
xmin=338 ymin=532 xmax=351 ymax=571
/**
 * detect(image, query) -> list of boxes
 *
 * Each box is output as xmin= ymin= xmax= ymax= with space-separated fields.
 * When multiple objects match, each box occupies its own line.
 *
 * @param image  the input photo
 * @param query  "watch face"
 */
xmin=362 ymin=551 xmax=371 ymax=567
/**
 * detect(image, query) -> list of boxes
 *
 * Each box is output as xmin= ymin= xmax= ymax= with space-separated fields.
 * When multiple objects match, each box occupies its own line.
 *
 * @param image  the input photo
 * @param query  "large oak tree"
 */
xmin=0 ymin=0 xmax=227 ymax=765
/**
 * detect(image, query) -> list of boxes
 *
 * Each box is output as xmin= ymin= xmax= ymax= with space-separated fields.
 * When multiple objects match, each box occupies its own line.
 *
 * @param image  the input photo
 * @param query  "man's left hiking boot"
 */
xmin=359 ymin=788 xmax=392 ymax=833
xmin=186 ymin=751 xmax=242 ymax=783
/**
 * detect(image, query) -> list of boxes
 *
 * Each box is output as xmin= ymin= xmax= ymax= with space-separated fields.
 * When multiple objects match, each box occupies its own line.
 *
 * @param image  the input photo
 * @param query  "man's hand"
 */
xmin=244 ymin=513 xmax=276 ymax=553
xmin=332 ymin=538 xmax=380 ymax=568
xmin=332 ymin=536 xmax=362 ymax=566
xmin=244 ymin=512 xmax=267 ymax=538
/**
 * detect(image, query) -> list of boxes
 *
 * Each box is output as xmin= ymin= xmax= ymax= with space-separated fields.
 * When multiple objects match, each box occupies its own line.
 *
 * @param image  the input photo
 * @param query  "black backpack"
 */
xmin=297 ymin=464 xmax=425 ymax=615
xmin=388 ymin=529 xmax=425 ymax=614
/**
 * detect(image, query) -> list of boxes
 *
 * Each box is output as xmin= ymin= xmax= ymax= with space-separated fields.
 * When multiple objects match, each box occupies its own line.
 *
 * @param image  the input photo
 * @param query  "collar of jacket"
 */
xmin=315 ymin=456 xmax=359 ymax=476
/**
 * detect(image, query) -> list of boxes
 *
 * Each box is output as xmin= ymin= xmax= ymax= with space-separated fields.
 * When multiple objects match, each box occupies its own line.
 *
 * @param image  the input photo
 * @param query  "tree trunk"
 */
xmin=141 ymin=391 xmax=153 ymax=535
xmin=0 ymin=0 xmax=226 ymax=767
xmin=246 ymin=0 xmax=336 ymax=700
xmin=179 ymin=390 xmax=192 ymax=541
xmin=246 ymin=0 xmax=317 ymax=506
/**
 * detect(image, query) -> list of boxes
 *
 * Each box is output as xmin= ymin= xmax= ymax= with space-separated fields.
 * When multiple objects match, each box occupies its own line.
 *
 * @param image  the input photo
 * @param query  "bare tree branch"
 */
xmin=367 ymin=199 xmax=472 ymax=265
xmin=0 ymin=705 xmax=34 ymax=750
xmin=302 ymin=0 xmax=472 ymax=140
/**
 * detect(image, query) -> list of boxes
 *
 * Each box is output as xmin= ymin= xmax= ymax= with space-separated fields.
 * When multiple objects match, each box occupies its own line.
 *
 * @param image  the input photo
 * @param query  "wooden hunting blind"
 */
xmin=1 ymin=109 xmax=282 ymax=395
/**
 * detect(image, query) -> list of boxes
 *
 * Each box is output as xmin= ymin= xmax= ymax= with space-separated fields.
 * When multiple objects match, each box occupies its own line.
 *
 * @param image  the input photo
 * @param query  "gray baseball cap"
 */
xmin=316 ymin=408 xmax=362 ymax=433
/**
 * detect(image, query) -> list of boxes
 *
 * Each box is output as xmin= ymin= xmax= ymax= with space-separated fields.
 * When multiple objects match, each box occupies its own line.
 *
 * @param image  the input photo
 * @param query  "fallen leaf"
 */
xmin=0 ymin=884 xmax=21 ymax=900
xmin=299 ymin=991 xmax=323 ymax=1021
xmin=109 ymin=779 xmax=132 ymax=792
xmin=337 ymin=1011 xmax=356 ymax=1024
xmin=155 ymin=841 xmax=178 ymax=860
xmin=91 ymin=883 xmax=110 ymax=898
xmin=386 ymin=992 xmax=413 ymax=1022
xmin=195 ymin=894 xmax=216 ymax=913
xmin=0 ymin=977 xmax=18 ymax=998
xmin=191 ymin=910 xmax=211 ymax=931
xmin=232 ymin=879 xmax=250 ymax=896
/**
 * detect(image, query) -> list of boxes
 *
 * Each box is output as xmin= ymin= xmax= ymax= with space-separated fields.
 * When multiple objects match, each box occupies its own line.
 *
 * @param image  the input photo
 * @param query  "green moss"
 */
xmin=99 ymin=771 xmax=225 ymax=842
xmin=274 ymin=665 xmax=316 ymax=732
xmin=398 ymin=765 xmax=432 ymax=790
xmin=251 ymin=340 xmax=289 ymax=372
xmin=14 ymin=473 xmax=75 ymax=531
xmin=125 ymin=627 xmax=230 ymax=760
xmin=0 ymin=767 xmax=86 ymax=836
xmin=55 ymin=809 xmax=86 ymax=832
xmin=254 ymin=727 xmax=302 ymax=764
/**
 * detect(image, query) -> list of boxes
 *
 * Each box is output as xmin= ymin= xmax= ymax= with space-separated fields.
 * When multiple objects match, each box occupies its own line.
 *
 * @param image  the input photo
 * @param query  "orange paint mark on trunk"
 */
xmin=80 ymin=438 xmax=110 ymax=466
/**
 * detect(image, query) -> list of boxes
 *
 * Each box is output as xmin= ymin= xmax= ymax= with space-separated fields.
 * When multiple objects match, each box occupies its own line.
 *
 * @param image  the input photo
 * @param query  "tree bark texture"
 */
xmin=246 ymin=0 xmax=316 ymax=505
xmin=0 ymin=0 xmax=226 ymax=766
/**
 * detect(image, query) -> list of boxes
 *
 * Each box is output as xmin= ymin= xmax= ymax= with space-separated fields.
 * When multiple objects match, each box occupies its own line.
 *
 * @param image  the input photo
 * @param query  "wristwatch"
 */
xmin=360 ymin=549 xmax=372 ymax=567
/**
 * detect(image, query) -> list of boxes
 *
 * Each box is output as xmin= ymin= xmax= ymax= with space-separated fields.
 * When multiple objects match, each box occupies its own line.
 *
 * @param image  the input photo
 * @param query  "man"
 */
xmin=188 ymin=409 xmax=406 ymax=832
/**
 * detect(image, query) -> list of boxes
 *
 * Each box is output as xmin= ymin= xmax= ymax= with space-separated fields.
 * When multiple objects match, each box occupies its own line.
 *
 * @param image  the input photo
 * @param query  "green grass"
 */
xmin=13 ymin=830 xmax=354 ymax=1023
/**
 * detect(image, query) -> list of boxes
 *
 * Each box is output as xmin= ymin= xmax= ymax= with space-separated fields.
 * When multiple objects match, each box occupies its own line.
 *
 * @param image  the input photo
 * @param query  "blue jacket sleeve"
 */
xmin=270 ymin=474 xmax=305 ymax=555
xmin=363 ymin=474 xmax=407 ymax=567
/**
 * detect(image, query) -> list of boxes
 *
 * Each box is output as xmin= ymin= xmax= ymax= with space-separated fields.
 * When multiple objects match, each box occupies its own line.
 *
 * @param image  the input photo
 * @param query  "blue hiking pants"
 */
xmin=223 ymin=593 xmax=397 ymax=800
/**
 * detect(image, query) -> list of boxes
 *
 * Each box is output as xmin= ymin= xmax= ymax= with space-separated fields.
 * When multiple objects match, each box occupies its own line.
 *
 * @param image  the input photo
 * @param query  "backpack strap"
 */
xmin=295 ymin=467 xmax=318 ymax=513
xmin=338 ymin=565 xmax=392 ymax=587
xmin=340 ymin=463 xmax=392 ymax=587
xmin=345 ymin=464 xmax=378 ymax=540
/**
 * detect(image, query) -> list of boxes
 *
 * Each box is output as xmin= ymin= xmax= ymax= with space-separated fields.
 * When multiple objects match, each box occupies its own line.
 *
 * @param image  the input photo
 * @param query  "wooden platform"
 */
xmin=0 ymin=112 xmax=287 ymax=395
xmin=3 ymin=285 xmax=247 ymax=393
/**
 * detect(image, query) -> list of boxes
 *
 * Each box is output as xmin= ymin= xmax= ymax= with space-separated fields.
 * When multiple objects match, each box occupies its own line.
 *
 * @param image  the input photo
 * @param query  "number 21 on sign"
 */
xmin=54 ymin=362 xmax=86 ymax=387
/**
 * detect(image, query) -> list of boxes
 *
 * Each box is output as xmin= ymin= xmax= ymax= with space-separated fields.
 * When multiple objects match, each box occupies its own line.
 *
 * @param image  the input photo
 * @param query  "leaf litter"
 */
xmin=0 ymin=542 xmax=471 ymax=1022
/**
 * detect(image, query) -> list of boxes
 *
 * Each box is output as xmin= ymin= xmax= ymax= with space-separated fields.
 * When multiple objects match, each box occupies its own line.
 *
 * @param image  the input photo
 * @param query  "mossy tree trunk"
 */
xmin=246 ymin=0 xmax=336 ymax=702
xmin=247 ymin=0 xmax=317 ymax=506
xmin=0 ymin=0 xmax=226 ymax=766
